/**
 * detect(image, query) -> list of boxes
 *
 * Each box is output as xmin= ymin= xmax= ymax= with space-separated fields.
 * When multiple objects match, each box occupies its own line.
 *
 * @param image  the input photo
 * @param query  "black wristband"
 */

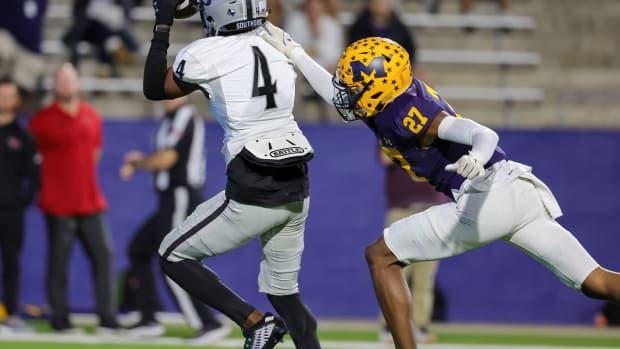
xmin=153 ymin=24 xmax=171 ymax=33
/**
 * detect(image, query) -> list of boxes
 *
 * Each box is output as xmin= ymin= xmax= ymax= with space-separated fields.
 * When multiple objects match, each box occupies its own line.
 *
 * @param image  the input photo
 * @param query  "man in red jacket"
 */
xmin=29 ymin=63 xmax=119 ymax=333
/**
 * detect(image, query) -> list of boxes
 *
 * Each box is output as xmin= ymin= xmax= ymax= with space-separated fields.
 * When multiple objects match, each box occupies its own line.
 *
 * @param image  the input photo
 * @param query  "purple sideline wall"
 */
xmin=17 ymin=121 xmax=620 ymax=324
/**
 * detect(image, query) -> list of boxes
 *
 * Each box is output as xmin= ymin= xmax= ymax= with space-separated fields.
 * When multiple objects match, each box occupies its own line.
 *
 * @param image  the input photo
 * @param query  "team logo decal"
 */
xmin=270 ymin=147 xmax=305 ymax=158
xmin=350 ymin=57 xmax=388 ymax=82
xmin=7 ymin=136 xmax=21 ymax=150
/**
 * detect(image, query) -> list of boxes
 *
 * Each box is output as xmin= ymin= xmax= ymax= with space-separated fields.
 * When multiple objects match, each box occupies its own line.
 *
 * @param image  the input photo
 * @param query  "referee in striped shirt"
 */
xmin=119 ymin=96 xmax=229 ymax=344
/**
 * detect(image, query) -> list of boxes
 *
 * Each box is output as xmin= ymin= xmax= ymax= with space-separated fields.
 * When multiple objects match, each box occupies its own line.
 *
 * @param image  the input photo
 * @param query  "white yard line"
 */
xmin=0 ymin=333 xmax=618 ymax=349
xmin=69 ymin=313 xmax=620 ymax=338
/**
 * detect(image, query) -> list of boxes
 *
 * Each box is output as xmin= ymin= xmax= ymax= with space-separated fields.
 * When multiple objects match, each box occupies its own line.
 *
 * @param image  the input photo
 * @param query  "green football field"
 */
xmin=1 ymin=320 xmax=619 ymax=349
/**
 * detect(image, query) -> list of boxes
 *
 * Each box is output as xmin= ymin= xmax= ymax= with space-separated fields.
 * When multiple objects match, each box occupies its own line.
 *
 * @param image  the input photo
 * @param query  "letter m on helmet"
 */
xmin=350 ymin=57 xmax=387 ymax=82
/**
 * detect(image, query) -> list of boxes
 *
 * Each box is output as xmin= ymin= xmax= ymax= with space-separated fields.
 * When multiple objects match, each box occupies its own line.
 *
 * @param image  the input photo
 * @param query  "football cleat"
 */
xmin=242 ymin=313 xmax=287 ymax=349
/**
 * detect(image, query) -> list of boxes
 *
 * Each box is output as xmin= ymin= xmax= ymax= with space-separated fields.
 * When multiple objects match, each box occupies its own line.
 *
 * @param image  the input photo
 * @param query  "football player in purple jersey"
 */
xmin=260 ymin=23 xmax=620 ymax=349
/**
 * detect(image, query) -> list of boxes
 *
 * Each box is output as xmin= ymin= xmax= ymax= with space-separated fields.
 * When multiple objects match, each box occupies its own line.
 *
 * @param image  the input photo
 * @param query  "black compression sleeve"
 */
xmin=160 ymin=258 xmax=255 ymax=326
xmin=267 ymin=294 xmax=319 ymax=349
xmin=143 ymin=30 xmax=171 ymax=100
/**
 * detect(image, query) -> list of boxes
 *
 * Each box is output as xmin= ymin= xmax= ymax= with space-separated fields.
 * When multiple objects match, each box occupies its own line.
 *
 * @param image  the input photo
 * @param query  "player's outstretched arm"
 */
xmin=260 ymin=21 xmax=335 ymax=105
xmin=437 ymin=114 xmax=499 ymax=179
xmin=143 ymin=0 xmax=194 ymax=100
xmin=260 ymin=21 xmax=301 ymax=58
xmin=119 ymin=149 xmax=179 ymax=180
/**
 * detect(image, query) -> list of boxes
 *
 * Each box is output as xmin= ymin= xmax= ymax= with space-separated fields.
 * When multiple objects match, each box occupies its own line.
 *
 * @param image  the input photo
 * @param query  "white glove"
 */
xmin=260 ymin=21 xmax=301 ymax=58
xmin=445 ymin=153 xmax=485 ymax=180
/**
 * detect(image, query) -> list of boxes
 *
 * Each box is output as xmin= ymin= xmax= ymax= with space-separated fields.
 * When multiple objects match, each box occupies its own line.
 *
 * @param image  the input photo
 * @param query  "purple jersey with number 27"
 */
xmin=362 ymin=78 xmax=506 ymax=199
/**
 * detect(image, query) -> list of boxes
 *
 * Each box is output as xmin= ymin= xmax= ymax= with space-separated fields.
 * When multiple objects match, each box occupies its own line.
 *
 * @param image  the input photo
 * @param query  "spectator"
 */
xmin=0 ymin=78 xmax=39 ymax=333
xmin=285 ymin=0 xmax=342 ymax=73
xmin=0 ymin=0 xmax=48 ymax=110
xmin=29 ymin=63 xmax=120 ymax=333
xmin=377 ymin=150 xmax=447 ymax=344
xmin=62 ymin=0 xmax=137 ymax=78
xmin=113 ymin=0 xmax=140 ymax=59
xmin=348 ymin=0 xmax=416 ymax=64
xmin=119 ymin=96 xmax=230 ymax=344
xmin=285 ymin=0 xmax=344 ymax=122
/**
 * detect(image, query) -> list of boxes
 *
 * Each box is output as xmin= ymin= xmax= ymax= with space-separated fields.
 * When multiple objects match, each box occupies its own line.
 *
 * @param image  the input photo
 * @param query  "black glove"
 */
xmin=153 ymin=0 xmax=176 ymax=26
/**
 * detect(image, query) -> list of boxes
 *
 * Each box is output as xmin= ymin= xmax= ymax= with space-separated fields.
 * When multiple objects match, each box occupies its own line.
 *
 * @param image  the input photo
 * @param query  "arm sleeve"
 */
xmin=143 ymin=31 xmax=171 ymax=100
xmin=289 ymin=48 xmax=335 ymax=105
xmin=437 ymin=116 xmax=499 ymax=165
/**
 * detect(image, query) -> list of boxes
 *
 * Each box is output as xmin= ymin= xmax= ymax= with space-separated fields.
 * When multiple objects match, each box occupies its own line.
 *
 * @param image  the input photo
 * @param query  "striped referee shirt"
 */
xmin=155 ymin=104 xmax=206 ymax=193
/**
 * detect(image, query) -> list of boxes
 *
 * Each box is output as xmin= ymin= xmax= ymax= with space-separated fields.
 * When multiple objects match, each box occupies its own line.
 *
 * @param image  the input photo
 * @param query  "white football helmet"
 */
xmin=197 ymin=0 xmax=268 ymax=36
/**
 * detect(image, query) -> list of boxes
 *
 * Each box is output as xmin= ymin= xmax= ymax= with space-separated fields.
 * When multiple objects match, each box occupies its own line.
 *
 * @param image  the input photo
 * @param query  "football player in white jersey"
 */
xmin=142 ymin=1 xmax=321 ymax=349
xmin=259 ymin=23 xmax=620 ymax=349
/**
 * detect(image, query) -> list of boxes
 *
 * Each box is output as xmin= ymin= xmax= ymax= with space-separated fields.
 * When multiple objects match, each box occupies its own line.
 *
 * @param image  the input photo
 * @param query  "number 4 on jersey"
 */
xmin=175 ymin=60 xmax=186 ymax=79
xmin=251 ymin=46 xmax=277 ymax=110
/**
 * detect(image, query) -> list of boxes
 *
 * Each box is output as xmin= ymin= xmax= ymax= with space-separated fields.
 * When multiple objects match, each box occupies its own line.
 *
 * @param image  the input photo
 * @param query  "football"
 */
xmin=175 ymin=0 xmax=198 ymax=19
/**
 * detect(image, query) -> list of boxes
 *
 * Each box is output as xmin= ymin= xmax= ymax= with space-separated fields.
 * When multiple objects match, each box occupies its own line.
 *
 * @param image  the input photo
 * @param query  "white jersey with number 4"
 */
xmin=172 ymin=29 xmax=301 ymax=164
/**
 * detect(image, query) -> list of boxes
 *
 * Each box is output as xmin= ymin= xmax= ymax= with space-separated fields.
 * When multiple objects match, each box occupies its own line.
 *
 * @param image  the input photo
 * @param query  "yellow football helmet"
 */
xmin=333 ymin=37 xmax=412 ymax=121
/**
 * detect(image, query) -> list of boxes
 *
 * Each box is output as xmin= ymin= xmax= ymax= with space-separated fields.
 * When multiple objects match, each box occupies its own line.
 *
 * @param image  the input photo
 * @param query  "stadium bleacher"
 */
xmin=38 ymin=0 xmax=620 ymax=127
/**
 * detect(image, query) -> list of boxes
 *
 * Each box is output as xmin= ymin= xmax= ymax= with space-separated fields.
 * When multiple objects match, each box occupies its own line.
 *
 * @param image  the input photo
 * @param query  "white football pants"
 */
xmin=384 ymin=161 xmax=599 ymax=290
